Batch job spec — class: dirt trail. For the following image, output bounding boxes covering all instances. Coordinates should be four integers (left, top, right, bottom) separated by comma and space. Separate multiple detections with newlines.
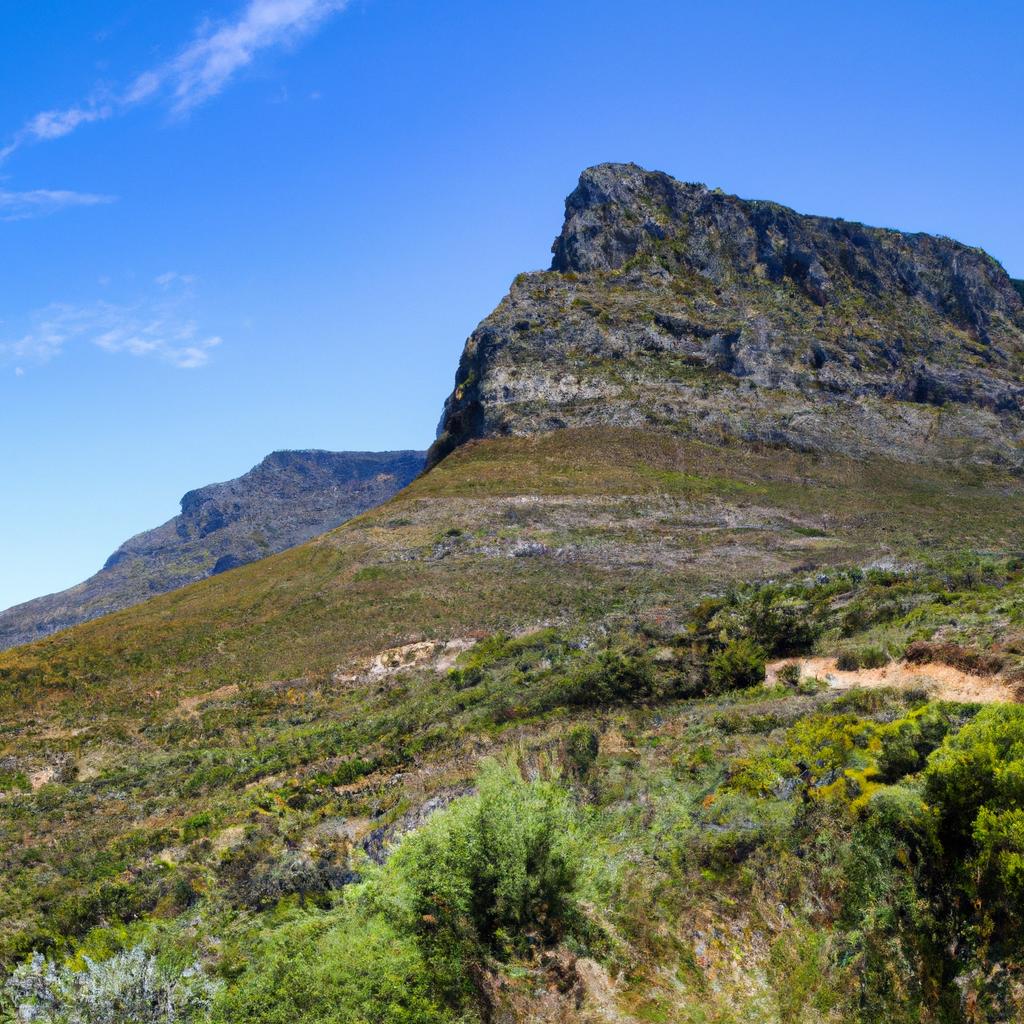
767, 656, 1017, 704
176, 683, 240, 718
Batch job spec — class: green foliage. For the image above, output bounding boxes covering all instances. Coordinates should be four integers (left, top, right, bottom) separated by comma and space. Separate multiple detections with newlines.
210, 915, 454, 1024
4, 946, 217, 1024
564, 724, 600, 779
836, 644, 888, 671
875, 704, 951, 783
707, 638, 766, 693
549, 650, 660, 707
180, 812, 213, 842
776, 662, 801, 688
923, 704, 1024, 849
213, 762, 578, 1021
385, 762, 578, 994
922, 704, 1024, 925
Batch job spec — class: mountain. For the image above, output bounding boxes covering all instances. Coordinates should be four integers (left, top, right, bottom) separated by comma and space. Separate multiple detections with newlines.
3, 167, 1024, 1022
0, 449, 424, 650
431, 162, 1024, 468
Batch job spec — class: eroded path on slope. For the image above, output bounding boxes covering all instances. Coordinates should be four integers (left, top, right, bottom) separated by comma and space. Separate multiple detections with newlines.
768, 656, 1017, 704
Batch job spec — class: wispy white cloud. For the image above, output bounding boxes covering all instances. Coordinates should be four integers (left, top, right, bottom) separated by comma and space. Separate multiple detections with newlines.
0, 279, 222, 371
26, 103, 114, 141
1, 0, 347, 161
163, 0, 347, 114
154, 270, 197, 289
0, 188, 116, 221
0, 100, 115, 162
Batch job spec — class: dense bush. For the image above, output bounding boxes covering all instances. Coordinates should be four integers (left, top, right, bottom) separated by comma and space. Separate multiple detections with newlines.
876, 704, 951, 783
4, 946, 216, 1024
564, 724, 599, 778
386, 761, 578, 997
836, 644, 888, 671
210, 915, 453, 1024
733, 587, 820, 655
549, 650, 659, 707
707, 639, 766, 693
923, 704, 1024, 850
922, 705, 1024, 924
214, 761, 579, 1021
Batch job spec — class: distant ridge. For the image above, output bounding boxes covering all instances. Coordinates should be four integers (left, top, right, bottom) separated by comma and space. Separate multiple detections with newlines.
0, 448, 425, 650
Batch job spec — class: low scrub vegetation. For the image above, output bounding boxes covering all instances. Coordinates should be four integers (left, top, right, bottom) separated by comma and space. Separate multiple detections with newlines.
3, 553, 1024, 1021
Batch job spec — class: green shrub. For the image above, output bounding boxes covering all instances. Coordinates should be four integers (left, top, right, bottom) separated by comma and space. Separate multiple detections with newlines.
876, 704, 951, 783
210, 915, 453, 1024
564, 724, 599, 778
837, 645, 889, 671
180, 812, 213, 842
387, 761, 578, 992
776, 662, 801, 688
923, 704, 1024, 849
739, 590, 819, 655
835, 650, 859, 671
921, 705, 1024, 924
859, 645, 889, 669
707, 639, 766, 693
546, 650, 659, 708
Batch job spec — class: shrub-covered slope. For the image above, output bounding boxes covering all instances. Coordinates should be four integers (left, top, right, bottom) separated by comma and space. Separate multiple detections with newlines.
0, 449, 425, 651
3, 428, 1024, 1020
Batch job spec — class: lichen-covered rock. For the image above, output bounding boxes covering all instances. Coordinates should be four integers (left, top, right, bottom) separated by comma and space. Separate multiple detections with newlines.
430, 163, 1024, 469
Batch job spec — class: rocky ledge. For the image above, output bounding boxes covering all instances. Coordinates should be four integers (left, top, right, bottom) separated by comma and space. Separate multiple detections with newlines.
430, 163, 1024, 469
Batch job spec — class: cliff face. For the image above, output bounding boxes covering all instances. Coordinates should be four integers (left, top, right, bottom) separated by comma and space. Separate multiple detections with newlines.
0, 449, 424, 650
430, 163, 1024, 468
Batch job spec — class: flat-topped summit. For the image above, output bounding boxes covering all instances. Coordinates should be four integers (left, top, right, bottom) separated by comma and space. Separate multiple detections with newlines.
431, 163, 1024, 468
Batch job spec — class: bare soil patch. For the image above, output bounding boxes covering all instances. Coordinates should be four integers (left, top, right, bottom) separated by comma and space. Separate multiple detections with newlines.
768, 656, 1017, 704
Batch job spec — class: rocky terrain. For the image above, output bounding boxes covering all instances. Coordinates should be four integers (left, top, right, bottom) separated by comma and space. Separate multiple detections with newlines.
0, 449, 424, 650
431, 163, 1024, 469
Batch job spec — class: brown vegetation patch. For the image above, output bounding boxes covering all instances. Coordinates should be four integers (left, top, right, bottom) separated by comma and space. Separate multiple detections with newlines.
903, 640, 1005, 676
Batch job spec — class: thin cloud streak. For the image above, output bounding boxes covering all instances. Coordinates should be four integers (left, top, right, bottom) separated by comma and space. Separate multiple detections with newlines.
0, 283, 222, 371
0, 189, 117, 221
166, 0, 347, 114
1, 0, 347, 160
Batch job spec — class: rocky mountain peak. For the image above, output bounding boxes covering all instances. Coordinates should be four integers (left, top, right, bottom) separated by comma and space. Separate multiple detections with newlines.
551, 163, 1022, 329
429, 164, 1024, 469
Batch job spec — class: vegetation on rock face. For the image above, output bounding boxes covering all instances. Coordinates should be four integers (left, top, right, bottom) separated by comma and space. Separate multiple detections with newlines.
431, 164, 1024, 471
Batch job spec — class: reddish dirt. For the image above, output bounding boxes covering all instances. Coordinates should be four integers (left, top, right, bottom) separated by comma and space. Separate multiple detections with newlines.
768, 656, 1017, 704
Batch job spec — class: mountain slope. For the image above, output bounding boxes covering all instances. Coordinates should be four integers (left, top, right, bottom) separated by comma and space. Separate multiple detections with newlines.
3, 167, 1024, 1021
431, 163, 1024, 468
0, 449, 424, 650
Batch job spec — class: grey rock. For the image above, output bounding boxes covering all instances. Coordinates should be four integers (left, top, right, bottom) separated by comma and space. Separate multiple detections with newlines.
429, 163, 1024, 470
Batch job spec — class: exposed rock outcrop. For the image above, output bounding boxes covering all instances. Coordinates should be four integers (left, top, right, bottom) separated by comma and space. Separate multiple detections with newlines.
430, 163, 1024, 469
0, 449, 425, 649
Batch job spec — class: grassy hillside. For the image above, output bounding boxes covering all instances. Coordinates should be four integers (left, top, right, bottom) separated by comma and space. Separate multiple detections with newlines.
4, 426, 1024, 1021
3, 428, 1022, 711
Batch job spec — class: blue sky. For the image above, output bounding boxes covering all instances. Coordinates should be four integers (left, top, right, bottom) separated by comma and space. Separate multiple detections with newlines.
1, 0, 1021, 612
